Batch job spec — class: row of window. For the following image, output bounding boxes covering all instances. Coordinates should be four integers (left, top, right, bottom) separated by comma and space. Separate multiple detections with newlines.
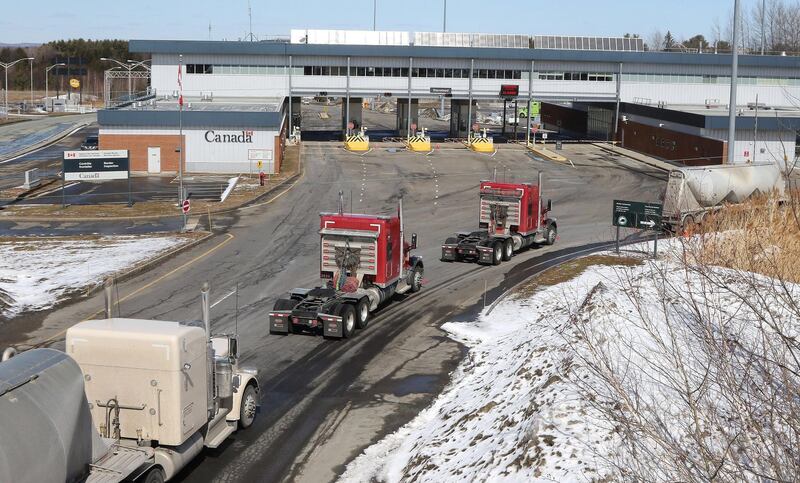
538, 72, 615, 82
185, 64, 800, 87
622, 73, 800, 86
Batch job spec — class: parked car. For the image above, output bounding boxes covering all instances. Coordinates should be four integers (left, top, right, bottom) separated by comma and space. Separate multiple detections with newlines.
80, 135, 99, 150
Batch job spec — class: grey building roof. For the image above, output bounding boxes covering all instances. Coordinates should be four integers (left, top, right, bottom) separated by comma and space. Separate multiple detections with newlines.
619, 102, 800, 130
130, 39, 800, 68
98, 109, 284, 129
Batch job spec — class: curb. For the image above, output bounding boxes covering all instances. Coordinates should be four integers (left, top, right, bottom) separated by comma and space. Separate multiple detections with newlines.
0, 121, 91, 164
591, 143, 671, 172
0, 171, 302, 222
81, 231, 214, 299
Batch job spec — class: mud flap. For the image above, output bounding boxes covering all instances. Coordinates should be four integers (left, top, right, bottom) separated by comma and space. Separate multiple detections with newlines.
477, 246, 494, 264
269, 313, 289, 334
323, 317, 343, 338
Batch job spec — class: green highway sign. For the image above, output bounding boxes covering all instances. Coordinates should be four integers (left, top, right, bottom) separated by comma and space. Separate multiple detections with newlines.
613, 200, 663, 230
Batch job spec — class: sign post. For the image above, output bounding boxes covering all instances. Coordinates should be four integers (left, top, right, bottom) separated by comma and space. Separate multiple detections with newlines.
181, 193, 190, 231
612, 199, 663, 258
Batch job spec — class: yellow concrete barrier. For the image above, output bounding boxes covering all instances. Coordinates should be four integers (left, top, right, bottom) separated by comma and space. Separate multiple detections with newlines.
344, 128, 370, 152
406, 129, 432, 153
527, 144, 569, 163
469, 129, 495, 153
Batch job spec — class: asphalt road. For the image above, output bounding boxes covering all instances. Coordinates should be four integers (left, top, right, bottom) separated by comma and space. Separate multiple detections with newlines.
0, 142, 667, 482
0, 121, 97, 191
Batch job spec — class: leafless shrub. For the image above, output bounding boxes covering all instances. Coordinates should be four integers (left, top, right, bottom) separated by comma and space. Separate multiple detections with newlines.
563, 198, 800, 482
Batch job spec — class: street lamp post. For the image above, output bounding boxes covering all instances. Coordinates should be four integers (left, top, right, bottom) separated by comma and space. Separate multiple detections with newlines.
0, 57, 35, 118
45, 62, 66, 112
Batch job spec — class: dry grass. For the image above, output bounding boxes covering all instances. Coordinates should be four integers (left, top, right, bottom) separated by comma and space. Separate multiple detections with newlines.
511, 255, 643, 300
687, 191, 800, 282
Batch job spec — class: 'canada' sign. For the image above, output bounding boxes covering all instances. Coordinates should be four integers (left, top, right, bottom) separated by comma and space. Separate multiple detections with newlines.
204, 130, 254, 143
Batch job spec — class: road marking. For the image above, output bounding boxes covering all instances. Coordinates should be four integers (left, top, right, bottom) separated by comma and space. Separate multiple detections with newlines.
211, 289, 237, 308
35, 232, 236, 346
30, 181, 79, 198
242, 171, 305, 210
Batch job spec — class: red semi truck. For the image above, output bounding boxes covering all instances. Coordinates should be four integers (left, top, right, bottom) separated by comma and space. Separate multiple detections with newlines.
269, 198, 423, 339
441, 174, 557, 265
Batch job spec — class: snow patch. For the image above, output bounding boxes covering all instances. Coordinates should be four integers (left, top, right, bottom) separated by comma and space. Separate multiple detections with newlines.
0, 235, 187, 318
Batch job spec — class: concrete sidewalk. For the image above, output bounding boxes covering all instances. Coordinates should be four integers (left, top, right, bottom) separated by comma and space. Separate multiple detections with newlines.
0, 113, 95, 162
592, 142, 676, 172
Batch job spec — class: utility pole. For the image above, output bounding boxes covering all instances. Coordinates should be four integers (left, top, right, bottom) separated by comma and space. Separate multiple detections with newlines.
753, 93, 759, 163
727, 0, 741, 164
761, 0, 766, 55
373, 0, 377, 31
29, 59, 33, 110
443, 0, 447, 32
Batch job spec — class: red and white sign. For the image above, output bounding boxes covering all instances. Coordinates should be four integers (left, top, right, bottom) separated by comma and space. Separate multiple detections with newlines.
531, 126, 538, 134
744, 150, 750, 157
472, 123, 480, 132
347, 121, 355, 130
410, 122, 417, 131
182, 199, 190, 214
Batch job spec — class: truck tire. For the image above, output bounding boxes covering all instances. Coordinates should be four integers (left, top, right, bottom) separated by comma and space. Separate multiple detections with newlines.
502, 238, 514, 261
544, 224, 557, 246
270, 298, 298, 335
410, 265, 423, 293
336, 303, 356, 339
238, 384, 258, 429
492, 241, 503, 265
140, 468, 165, 483
355, 297, 370, 329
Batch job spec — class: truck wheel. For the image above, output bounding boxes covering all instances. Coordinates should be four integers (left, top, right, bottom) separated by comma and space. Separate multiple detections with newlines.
270, 298, 298, 335
238, 384, 258, 429
410, 266, 423, 293
492, 242, 503, 265
140, 468, 165, 483
544, 224, 557, 246
502, 239, 514, 261
337, 303, 356, 338
355, 298, 370, 329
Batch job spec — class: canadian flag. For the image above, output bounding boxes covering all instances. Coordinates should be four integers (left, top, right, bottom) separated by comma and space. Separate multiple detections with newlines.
177, 63, 183, 106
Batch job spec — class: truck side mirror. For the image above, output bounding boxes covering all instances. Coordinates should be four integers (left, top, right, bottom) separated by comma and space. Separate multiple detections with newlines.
411, 233, 418, 249
546, 199, 552, 212
229, 337, 239, 360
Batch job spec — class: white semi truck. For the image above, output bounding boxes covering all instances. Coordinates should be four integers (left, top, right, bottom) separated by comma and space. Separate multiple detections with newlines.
0, 285, 259, 483
662, 161, 786, 231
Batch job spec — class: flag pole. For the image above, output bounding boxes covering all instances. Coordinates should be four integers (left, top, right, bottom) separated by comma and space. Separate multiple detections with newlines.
178, 54, 184, 210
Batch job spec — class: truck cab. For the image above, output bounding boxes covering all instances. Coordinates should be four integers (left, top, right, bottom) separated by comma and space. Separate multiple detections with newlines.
442, 175, 556, 265
270, 199, 423, 339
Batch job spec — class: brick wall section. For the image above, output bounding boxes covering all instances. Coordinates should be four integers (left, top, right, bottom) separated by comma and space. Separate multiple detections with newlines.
273, 125, 285, 173
620, 121, 725, 166
100, 134, 185, 173
541, 102, 589, 137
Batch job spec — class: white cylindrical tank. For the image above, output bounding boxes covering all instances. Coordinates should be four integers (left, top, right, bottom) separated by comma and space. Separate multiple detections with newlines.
682, 162, 785, 207
0, 348, 106, 483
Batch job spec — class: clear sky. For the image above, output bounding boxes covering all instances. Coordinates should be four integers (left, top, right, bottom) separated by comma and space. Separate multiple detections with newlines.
0, 0, 744, 44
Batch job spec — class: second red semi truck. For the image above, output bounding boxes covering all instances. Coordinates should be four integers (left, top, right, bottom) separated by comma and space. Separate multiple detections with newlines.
441, 174, 557, 264
269, 197, 423, 339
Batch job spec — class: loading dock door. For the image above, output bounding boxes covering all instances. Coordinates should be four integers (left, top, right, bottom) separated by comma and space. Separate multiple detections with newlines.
147, 147, 161, 173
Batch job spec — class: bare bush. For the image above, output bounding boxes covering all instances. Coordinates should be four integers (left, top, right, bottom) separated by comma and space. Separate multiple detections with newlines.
564, 199, 800, 481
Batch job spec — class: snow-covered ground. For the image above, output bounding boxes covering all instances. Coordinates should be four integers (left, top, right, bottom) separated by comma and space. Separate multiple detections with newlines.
0, 235, 188, 318
341, 239, 800, 482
